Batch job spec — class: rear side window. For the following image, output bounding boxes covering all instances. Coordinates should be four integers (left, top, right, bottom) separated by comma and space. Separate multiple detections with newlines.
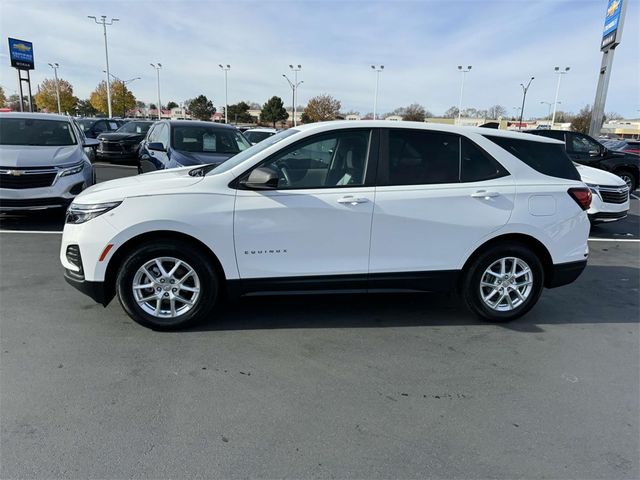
483, 135, 580, 181
461, 138, 509, 182
385, 130, 459, 185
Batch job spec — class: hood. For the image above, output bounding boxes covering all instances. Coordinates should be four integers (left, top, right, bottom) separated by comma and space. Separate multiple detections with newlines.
98, 132, 145, 143
74, 166, 204, 205
0, 145, 80, 168
575, 164, 626, 187
173, 149, 235, 166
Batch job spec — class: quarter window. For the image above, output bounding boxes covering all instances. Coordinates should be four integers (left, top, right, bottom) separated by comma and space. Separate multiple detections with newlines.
460, 138, 509, 182
251, 130, 371, 189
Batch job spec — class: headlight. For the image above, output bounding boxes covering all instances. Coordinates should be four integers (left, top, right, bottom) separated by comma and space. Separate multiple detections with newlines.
59, 162, 85, 177
585, 183, 600, 197
66, 201, 121, 224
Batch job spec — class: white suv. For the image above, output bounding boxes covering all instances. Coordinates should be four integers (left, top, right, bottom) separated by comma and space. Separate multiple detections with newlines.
61, 121, 591, 329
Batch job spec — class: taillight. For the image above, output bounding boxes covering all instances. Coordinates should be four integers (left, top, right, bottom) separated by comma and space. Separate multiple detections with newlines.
568, 187, 592, 211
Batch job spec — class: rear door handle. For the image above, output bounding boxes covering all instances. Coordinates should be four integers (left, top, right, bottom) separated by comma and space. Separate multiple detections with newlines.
337, 196, 369, 205
471, 190, 500, 199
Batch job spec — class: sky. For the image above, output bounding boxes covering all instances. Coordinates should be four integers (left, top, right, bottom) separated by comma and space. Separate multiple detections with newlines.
0, 0, 638, 118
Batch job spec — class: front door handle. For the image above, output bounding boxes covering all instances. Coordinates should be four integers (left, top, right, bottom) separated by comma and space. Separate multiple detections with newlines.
337, 196, 369, 205
471, 190, 500, 199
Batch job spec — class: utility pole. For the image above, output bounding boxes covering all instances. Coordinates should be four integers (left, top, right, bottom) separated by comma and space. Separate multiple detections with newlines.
551, 66, 570, 127
289, 65, 302, 126
150, 63, 162, 120
48, 62, 61, 114
457, 65, 472, 125
218, 64, 230, 123
282, 74, 303, 127
371, 65, 384, 120
88, 15, 119, 118
518, 77, 534, 130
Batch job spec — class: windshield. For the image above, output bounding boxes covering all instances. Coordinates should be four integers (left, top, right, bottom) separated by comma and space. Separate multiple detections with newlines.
0, 118, 77, 146
172, 125, 251, 154
117, 122, 153, 134
244, 130, 275, 144
76, 119, 94, 132
209, 128, 299, 175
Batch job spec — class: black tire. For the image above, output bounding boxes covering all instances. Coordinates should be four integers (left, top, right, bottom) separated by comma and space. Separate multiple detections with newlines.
614, 169, 638, 192
462, 243, 544, 322
116, 240, 219, 330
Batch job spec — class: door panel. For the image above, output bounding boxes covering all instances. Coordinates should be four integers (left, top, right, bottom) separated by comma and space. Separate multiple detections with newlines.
234, 188, 374, 278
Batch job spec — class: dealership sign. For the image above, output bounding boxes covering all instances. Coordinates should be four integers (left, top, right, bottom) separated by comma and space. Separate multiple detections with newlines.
601, 0, 624, 50
8, 38, 34, 70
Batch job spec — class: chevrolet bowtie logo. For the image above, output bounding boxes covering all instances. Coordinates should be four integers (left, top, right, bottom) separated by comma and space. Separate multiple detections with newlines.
7, 170, 22, 176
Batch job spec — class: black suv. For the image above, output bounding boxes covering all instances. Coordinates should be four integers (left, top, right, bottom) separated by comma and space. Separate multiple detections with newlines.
527, 129, 639, 191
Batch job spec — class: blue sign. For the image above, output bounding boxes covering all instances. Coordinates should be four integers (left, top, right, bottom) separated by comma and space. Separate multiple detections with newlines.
8, 37, 34, 70
601, 0, 623, 50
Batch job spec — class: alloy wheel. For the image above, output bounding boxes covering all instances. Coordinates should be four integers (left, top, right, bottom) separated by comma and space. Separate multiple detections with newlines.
479, 257, 533, 312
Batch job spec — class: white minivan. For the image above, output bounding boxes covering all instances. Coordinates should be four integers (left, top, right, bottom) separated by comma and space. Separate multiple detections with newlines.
61, 121, 591, 329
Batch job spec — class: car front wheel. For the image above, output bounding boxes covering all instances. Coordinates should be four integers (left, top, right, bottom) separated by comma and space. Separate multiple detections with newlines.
116, 241, 219, 330
462, 243, 544, 322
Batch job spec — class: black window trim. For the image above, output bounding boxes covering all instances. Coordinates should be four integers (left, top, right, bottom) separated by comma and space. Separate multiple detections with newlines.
231, 128, 380, 191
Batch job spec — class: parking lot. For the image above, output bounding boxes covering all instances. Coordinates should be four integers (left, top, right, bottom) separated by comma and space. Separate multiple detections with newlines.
1, 165, 639, 478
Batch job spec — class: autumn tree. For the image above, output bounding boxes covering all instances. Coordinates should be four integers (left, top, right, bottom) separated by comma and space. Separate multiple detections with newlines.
76, 99, 97, 117
0, 86, 6, 108
571, 105, 594, 134
186, 95, 215, 120
35, 78, 78, 114
90, 80, 136, 117
260, 96, 288, 127
300, 94, 341, 123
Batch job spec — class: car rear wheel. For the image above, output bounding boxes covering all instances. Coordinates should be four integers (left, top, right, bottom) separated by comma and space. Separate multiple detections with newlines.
116, 241, 218, 330
462, 243, 544, 322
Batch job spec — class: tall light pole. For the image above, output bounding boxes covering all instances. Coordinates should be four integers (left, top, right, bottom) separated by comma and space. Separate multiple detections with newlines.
457, 65, 472, 125
218, 64, 230, 123
541, 100, 560, 125
104, 71, 141, 117
150, 63, 162, 120
289, 65, 302, 126
371, 65, 384, 120
88, 15, 119, 118
48, 62, 61, 114
283, 74, 303, 127
518, 77, 534, 130
551, 66, 570, 127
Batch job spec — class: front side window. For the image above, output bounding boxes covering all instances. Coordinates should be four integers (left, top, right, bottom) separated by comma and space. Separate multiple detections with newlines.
461, 138, 509, 182
249, 130, 371, 189
569, 134, 601, 154
0, 118, 77, 146
384, 130, 459, 185
156, 124, 169, 148
172, 126, 250, 154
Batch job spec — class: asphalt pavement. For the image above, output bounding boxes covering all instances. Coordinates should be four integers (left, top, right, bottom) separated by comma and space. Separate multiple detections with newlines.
1, 163, 639, 479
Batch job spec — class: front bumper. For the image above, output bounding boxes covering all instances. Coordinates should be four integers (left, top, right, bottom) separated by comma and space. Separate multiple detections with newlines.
64, 270, 110, 306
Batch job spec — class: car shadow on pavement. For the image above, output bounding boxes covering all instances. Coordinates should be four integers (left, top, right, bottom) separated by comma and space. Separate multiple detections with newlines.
182, 265, 639, 333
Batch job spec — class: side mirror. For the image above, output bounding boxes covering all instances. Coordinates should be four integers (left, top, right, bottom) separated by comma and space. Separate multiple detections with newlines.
240, 167, 279, 189
83, 138, 99, 148
148, 142, 166, 152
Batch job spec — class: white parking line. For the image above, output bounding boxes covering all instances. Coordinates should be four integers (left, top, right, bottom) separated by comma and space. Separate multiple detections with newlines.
631, 193, 639, 200
588, 237, 640, 242
0, 230, 62, 234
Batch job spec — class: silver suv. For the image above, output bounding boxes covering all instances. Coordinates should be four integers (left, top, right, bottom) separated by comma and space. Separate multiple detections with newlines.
0, 113, 96, 211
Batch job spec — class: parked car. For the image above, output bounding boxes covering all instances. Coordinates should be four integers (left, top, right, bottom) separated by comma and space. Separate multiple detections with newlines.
601, 138, 640, 155
96, 120, 154, 162
0, 112, 96, 211
526, 129, 639, 190
61, 121, 591, 330
243, 127, 278, 145
77, 118, 124, 139
576, 164, 629, 223
137, 120, 251, 173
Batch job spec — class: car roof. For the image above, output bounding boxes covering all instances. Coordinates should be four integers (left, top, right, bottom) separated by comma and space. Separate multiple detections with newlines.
166, 120, 237, 129
0, 112, 72, 121
246, 127, 277, 133
293, 120, 563, 144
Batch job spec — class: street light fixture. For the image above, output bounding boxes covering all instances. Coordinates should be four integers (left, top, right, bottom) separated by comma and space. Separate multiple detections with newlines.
457, 65, 472, 125
103, 71, 141, 117
518, 77, 535, 130
551, 66, 570, 127
88, 15, 119, 118
371, 65, 384, 120
218, 64, 231, 123
540, 100, 560, 125
150, 63, 162, 120
48, 62, 61, 114
283, 74, 303, 127
288, 65, 302, 126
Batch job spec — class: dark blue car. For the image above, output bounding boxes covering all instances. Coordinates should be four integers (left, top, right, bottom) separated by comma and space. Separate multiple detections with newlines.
137, 120, 251, 173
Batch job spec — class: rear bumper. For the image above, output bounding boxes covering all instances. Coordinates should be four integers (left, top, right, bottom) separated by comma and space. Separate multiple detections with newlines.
546, 260, 587, 288
64, 270, 110, 306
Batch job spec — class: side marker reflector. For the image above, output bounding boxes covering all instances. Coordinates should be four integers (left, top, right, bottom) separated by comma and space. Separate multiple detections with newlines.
99, 244, 114, 262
